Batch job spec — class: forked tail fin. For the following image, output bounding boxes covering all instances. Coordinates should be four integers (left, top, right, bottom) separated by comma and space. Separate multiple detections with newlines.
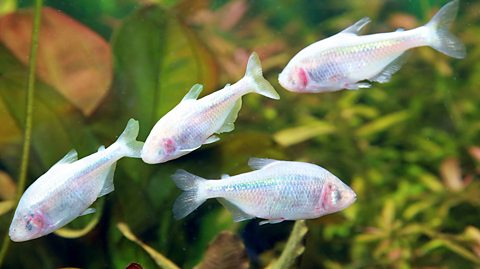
244, 52, 280, 100
116, 118, 144, 158
172, 169, 207, 220
425, 0, 466, 59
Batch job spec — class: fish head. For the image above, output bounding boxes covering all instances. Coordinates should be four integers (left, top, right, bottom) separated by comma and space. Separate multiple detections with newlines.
9, 206, 49, 242
318, 176, 357, 215
279, 64, 309, 92
141, 136, 179, 164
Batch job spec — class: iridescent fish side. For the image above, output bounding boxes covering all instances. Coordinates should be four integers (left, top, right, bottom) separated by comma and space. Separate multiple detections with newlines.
279, 0, 465, 93
9, 119, 144, 242
141, 52, 280, 164
171, 158, 356, 225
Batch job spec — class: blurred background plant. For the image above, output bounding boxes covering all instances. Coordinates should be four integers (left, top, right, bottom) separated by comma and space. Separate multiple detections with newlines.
0, 0, 479, 268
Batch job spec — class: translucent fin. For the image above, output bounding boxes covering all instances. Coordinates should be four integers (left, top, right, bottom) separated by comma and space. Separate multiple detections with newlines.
54, 150, 78, 166
370, 52, 409, 83
221, 174, 230, 179
182, 84, 204, 101
395, 28, 405, 32
244, 52, 280, 100
259, 219, 284, 225
248, 157, 282, 170
340, 17, 371, 35
425, 0, 465, 59
98, 162, 117, 197
80, 208, 96, 216
115, 118, 144, 158
179, 145, 201, 152
172, 169, 207, 220
97, 145, 106, 152
217, 198, 254, 222
345, 82, 371, 90
216, 98, 242, 134
203, 135, 220, 145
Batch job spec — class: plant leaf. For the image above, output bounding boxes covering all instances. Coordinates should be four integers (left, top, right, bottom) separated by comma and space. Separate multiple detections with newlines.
440, 158, 464, 192
0, 0, 16, 17
0, 7, 112, 116
194, 231, 249, 269
0, 171, 16, 200
266, 220, 308, 269
111, 4, 218, 136
274, 121, 336, 147
0, 200, 15, 216
356, 111, 409, 137
117, 222, 180, 269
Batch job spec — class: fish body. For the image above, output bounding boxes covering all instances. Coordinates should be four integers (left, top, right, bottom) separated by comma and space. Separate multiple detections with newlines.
9, 119, 144, 242
141, 52, 280, 164
172, 158, 356, 224
279, 0, 465, 93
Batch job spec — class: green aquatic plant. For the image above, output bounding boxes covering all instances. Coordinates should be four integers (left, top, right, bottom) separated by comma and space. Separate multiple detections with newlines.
0, 0, 42, 265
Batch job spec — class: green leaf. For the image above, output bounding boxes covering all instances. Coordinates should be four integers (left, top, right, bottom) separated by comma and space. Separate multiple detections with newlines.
111, 4, 218, 136
273, 121, 336, 147
117, 222, 180, 269
0, 200, 15, 216
356, 110, 409, 137
0, 0, 16, 17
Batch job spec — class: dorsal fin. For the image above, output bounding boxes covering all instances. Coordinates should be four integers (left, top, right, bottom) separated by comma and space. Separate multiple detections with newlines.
182, 84, 204, 101
340, 17, 371, 35
97, 145, 106, 152
54, 150, 78, 166
248, 158, 282, 170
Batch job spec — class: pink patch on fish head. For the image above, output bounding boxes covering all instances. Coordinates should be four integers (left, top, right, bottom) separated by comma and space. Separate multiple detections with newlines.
279, 66, 309, 92
9, 209, 48, 242
162, 138, 176, 155
316, 180, 357, 216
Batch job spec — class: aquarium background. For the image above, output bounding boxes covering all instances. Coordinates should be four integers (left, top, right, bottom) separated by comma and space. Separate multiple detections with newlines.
0, 0, 479, 268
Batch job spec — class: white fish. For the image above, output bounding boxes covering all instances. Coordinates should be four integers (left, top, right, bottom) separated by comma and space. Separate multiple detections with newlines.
172, 158, 356, 225
9, 119, 144, 242
278, 0, 465, 93
141, 52, 280, 164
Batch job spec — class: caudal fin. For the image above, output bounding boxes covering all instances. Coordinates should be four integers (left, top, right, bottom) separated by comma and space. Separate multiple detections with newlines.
244, 52, 280, 100
425, 0, 466, 59
172, 169, 207, 220
116, 118, 144, 158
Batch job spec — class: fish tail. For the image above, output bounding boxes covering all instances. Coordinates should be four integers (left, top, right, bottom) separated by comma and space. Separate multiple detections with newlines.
425, 0, 465, 59
115, 118, 144, 158
244, 52, 280, 100
172, 169, 207, 220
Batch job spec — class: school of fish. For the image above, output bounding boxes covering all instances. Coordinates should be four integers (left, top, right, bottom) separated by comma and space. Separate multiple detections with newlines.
8, 0, 465, 242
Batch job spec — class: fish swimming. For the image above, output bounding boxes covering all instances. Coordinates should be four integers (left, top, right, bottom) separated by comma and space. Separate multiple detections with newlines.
172, 158, 356, 224
278, 0, 466, 93
9, 119, 144, 242
141, 52, 280, 164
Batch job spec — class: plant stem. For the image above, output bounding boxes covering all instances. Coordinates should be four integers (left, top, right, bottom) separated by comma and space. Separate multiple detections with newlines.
0, 0, 43, 265
268, 220, 309, 269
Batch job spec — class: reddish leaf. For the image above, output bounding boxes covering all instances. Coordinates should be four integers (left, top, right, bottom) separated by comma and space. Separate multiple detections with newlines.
195, 231, 249, 269
0, 7, 112, 115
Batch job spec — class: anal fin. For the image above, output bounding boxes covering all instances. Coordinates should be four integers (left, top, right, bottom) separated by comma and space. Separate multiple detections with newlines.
370, 52, 409, 83
80, 208, 96, 216
259, 218, 285, 225
203, 135, 220, 145
217, 198, 254, 222
98, 162, 117, 197
216, 98, 242, 134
